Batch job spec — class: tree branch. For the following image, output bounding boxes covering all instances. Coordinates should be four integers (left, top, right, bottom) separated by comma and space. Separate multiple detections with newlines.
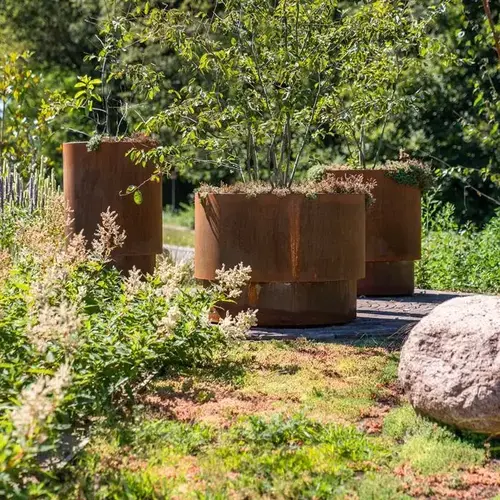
482, 0, 500, 64
287, 74, 322, 187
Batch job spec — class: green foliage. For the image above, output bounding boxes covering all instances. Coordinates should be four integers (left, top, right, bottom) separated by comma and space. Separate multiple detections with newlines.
0, 52, 60, 173
232, 414, 371, 455
0, 190, 252, 494
163, 203, 195, 230
399, 435, 485, 475
383, 156, 434, 191
383, 406, 486, 475
115, 418, 215, 458
86, 134, 103, 152
206, 414, 384, 498
355, 473, 410, 499
386, 1, 500, 224
112, 0, 445, 187
0, 0, 100, 70
416, 197, 500, 294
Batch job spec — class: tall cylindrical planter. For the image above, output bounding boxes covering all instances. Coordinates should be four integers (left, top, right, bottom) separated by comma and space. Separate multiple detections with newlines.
195, 193, 366, 326
63, 141, 162, 275
328, 170, 421, 296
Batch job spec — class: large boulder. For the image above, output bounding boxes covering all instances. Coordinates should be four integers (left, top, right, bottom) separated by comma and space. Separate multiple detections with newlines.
398, 295, 500, 434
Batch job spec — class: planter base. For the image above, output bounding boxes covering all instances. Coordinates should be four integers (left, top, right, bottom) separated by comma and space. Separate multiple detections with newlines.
357, 261, 414, 296
213, 280, 357, 327
113, 254, 156, 276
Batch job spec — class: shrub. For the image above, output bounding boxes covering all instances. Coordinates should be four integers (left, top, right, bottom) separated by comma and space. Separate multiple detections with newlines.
416, 203, 500, 294
0, 192, 255, 495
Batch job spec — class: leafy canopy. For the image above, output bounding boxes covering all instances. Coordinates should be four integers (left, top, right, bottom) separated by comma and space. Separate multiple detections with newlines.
118, 0, 447, 187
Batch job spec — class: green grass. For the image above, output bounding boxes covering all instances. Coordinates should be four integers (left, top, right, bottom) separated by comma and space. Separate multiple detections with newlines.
162, 205, 195, 247
163, 225, 195, 247
163, 204, 195, 229
61, 341, 499, 499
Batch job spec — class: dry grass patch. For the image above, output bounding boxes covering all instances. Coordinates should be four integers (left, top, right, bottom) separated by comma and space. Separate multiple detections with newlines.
142, 377, 281, 426
394, 464, 500, 499
141, 340, 400, 426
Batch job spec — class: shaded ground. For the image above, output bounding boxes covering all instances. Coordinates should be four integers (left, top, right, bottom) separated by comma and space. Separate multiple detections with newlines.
61, 340, 500, 499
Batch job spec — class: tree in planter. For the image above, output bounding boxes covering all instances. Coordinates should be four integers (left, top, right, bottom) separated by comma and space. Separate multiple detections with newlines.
120, 0, 444, 185
47, 16, 168, 275
108, 0, 446, 324
305, 2, 445, 295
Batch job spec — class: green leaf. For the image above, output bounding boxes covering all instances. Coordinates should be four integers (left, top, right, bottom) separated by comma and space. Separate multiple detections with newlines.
133, 190, 143, 205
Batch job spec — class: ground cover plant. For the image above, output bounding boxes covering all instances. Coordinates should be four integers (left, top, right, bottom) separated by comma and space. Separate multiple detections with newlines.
58, 340, 500, 499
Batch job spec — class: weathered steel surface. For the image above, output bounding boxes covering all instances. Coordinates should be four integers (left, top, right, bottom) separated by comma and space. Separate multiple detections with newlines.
113, 254, 157, 276
195, 193, 365, 282
212, 280, 358, 326
63, 141, 162, 274
358, 261, 414, 297
327, 170, 421, 296
195, 193, 366, 326
328, 170, 421, 262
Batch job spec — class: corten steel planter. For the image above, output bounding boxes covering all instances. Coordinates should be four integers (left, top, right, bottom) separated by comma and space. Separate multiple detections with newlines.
327, 170, 421, 296
63, 141, 162, 275
195, 193, 366, 326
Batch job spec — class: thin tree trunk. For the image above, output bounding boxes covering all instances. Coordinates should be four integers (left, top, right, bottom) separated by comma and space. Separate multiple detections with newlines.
483, 0, 500, 64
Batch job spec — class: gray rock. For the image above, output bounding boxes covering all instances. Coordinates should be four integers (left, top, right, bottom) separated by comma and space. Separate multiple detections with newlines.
398, 295, 500, 434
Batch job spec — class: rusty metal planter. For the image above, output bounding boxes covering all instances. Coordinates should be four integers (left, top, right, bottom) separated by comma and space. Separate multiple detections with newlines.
328, 170, 421, 296
195, 193, 366, 326
63, 141, 162, 275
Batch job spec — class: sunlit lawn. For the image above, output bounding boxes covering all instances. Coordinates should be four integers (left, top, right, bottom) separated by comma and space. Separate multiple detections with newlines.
61, 340, 500, 499
163, 225, 195, 247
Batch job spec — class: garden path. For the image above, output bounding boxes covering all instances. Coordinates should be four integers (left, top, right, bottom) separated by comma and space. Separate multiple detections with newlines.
163, 245, 465, 343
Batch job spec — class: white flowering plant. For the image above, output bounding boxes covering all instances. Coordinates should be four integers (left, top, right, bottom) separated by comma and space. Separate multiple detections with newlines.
0, 193, 254, 495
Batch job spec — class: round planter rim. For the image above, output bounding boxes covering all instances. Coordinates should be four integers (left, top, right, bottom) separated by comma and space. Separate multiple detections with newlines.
63, 140, 150, 146
325, 168, 421, 190
195, 191, 367, 200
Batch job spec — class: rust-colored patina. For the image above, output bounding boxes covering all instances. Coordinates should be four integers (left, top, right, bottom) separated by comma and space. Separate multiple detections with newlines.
327, 170, 421, 296
195, 193, 365, 326
63, 141, 162, 275
358, 261, 414, 296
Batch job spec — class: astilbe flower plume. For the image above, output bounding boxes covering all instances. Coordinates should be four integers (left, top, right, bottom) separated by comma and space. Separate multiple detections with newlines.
124, 266, 146, 296
154, 258, 192, 301
15, 193, 68, 268
27, 301, 83, 354
215, 262, 252, 299
63, 231, 88, 267
219, 310, 258, 339
91, 208, 126, 261
158, 305, 182, 338
10, 363, 72, 445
